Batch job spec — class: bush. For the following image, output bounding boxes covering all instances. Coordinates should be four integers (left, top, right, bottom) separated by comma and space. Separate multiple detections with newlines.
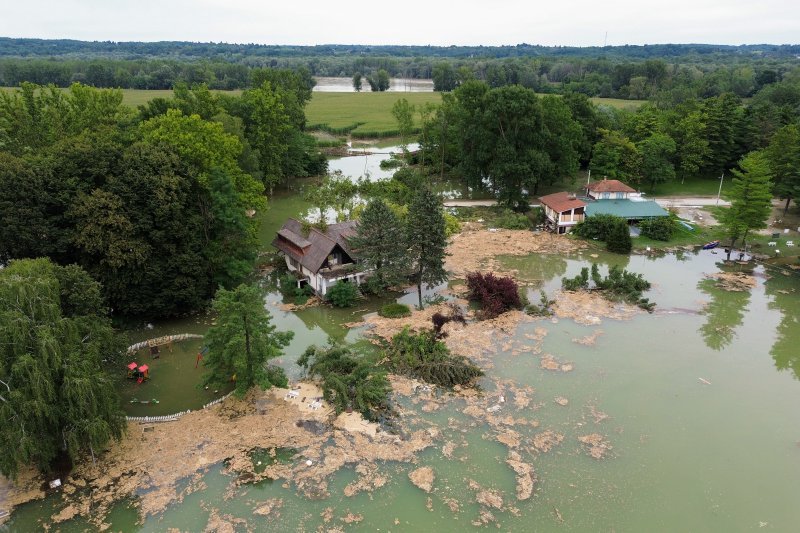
525, 290, 556, 316
574, 214, 624, 241
383, 327, 483, 388
639, 216, 676, 241
465, 271, 523, 319
379, 303, 412, 318
606, 220, 632, 254
493, 209, 532, 230
327, 281, 359, 307
444, 212, 462, 237
561, 263, 654, 311
562, 267, 590, 291
379, 157, 404, 170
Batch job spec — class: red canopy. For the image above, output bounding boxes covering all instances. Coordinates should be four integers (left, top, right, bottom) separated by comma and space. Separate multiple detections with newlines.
127, 362, 138, 370
138, 364, 149, 372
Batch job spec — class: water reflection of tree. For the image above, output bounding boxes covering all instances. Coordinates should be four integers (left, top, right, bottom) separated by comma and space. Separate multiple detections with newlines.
697, 277, 751, 350
765, 273, 800, 380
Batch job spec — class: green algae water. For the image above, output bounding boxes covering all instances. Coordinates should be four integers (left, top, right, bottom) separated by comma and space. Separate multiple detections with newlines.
5, 158, 800, 530
6, 247, 800, 531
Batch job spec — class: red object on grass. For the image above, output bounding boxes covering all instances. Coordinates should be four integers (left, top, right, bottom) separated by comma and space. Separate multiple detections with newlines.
127, 362, 138, 370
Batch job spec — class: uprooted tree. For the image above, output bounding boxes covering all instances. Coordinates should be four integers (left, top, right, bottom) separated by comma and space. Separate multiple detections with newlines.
382, 327, 483, 388
297, 344, 391, 419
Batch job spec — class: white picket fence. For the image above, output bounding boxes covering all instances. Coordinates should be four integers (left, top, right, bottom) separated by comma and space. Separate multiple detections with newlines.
125, 391, 233, 423
126, 333, 204, 355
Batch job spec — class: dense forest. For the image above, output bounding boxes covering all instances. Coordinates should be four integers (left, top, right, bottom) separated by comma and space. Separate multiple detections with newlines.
0, 69, 326, 319
1, 38, 798, 99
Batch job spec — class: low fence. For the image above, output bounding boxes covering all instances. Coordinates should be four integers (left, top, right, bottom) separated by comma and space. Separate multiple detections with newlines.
126, 333, 204, 355
125, 391, 234, 423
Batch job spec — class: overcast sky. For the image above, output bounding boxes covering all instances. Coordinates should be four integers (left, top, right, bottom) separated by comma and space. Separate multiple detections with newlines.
2, 0, 798, 47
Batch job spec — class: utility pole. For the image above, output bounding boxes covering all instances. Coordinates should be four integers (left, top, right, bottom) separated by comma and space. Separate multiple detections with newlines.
716, 172, 725, 206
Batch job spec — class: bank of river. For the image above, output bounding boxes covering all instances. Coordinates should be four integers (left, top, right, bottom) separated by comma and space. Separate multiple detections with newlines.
3, 147, 800, 531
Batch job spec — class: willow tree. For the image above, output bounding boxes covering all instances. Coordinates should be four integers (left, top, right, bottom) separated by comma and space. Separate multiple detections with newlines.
202, 284, 293, 397
0, 258, 125, 478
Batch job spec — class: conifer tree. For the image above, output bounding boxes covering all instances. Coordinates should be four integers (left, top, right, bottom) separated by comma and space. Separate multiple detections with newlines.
202, 284, 293, 397
721, 150, 774, 259
406, 188, 448, 309
350, 199, 409, 292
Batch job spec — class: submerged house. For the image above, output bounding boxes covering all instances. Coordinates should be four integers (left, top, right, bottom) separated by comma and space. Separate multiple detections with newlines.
272, 219, 366, 296
539, 191, 587, 234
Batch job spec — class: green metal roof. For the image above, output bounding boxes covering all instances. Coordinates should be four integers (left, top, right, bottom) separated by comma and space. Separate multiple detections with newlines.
584, 199, 668, 220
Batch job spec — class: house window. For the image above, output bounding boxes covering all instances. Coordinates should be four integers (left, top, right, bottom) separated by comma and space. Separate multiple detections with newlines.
616, 192, 624, 199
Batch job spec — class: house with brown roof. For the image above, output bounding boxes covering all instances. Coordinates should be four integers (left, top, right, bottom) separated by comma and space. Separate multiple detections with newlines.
584, 178, 637, 200
271, 219, 366, 296
539, 192, 586, 234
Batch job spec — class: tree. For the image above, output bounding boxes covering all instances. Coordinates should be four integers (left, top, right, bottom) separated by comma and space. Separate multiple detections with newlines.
765, 124, 800, 215
456, 83, 580, 209
352, 72, 363, 92
432, 63, 458, 92
590, 129, 640, 184
366, 69, 390, 92
606, 219, 632, 254
406, 188, 448, 309
672, 111, 709, 183
638, 132, 676, 191
297, 344, 390, 419
720, 151, 774, 259
202, 284, 294, 397
0, 258, 125, 478
350, 199, 409, 291
391, 98, 415, 154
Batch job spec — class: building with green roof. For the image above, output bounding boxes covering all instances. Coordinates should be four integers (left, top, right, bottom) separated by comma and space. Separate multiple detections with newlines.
584, 199, 668, 221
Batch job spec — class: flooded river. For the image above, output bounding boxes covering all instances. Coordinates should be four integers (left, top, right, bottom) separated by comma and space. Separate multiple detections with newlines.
3, 149, 800, 531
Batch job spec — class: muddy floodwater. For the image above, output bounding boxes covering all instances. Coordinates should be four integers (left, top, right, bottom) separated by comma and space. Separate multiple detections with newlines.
4, 149, 800, 531
313, 77, 434, 92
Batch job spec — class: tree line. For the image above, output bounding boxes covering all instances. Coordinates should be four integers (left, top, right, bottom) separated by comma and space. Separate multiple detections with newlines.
3, 38, 800, 100
415, 72, 800, 211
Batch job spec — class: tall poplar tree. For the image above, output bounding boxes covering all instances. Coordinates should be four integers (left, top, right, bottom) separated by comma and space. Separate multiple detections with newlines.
406, 188, 448, 309
202, 284, 293, 397
766, 124, 800, 215
0, 258, 125, 478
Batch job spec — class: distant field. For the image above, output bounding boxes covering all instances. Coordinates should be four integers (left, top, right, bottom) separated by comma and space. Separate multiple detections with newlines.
305, 92, 443, 138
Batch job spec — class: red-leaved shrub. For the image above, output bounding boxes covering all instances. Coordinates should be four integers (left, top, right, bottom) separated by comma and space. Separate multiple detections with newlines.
465, 272, 522, 319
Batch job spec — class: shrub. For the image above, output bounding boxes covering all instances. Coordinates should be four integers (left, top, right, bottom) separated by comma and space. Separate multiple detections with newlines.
465, 271, 523, 319
606, 220, 632, 254
327, 281, 359, 307
379, 303, 412, 318
639, 216, 676, 241
525, 290, 556, 316
561, 263, 654, 311
444, 212, 462, 237
562, 267, 590, 291
383, 327, 483, 388
493, 209, 532, 230
379, 157, 404, 170
574, 214, 624, 240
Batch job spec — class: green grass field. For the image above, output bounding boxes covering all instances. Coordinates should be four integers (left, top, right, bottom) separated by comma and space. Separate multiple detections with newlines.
305, 92, 443, 137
